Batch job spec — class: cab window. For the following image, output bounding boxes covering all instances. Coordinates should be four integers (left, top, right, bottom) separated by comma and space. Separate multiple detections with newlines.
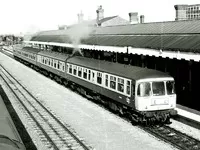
166, 81, 176, 95
152, 82, 165, 96
137, 82, 151, 97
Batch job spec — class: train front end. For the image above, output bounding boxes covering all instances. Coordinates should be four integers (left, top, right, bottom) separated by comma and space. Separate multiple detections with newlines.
134, 77, 177, 124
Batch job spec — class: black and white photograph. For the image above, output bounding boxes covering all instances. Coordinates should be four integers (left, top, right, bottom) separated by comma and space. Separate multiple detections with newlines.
0, 0, 200, 149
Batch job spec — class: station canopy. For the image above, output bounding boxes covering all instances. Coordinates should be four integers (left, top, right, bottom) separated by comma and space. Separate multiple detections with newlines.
30, 19, 200, 53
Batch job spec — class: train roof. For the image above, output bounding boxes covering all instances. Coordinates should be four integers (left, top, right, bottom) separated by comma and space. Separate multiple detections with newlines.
37, 51, 70, 61
18, 47, 172, 80
22, 47, 41, 54
67, 56, 172, 80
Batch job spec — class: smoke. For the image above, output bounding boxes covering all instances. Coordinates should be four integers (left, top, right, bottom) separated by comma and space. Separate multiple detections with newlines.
23, 24, 41, 41
67, 22, 94, 56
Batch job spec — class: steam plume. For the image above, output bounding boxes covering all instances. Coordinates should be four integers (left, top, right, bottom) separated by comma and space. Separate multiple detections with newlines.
67, 22, 94, 56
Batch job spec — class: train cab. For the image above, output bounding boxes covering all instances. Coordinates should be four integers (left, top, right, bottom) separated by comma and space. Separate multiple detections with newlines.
135, 77, 177, 117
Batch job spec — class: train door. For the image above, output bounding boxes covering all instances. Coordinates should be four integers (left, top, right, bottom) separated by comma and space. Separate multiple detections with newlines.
91, 71, 96, 83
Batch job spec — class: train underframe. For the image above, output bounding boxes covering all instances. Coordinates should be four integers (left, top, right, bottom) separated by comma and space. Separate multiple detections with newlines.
14, 56, 177, 126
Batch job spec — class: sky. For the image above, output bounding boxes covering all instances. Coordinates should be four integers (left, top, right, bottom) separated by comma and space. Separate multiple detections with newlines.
0, 0, 200, 35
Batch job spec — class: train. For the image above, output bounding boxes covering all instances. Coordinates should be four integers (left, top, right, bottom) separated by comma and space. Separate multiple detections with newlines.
0, 94, 26, 150
13, 45, 177, 125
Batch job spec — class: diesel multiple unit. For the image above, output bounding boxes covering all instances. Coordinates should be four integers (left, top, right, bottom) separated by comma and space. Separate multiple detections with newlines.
13, 46, 177, 125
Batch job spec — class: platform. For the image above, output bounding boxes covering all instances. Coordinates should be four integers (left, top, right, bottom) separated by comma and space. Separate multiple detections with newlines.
175, 104, 200, 129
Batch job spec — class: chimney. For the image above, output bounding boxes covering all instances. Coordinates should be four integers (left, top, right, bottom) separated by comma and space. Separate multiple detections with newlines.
129, 12, 138, 24
77, 11, 84, 23
140, 15, 144, 23
96, 5, 104, 21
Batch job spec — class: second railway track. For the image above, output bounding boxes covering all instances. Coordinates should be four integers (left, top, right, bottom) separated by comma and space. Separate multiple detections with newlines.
142, 125, 200, 150
0, 64, 93, 150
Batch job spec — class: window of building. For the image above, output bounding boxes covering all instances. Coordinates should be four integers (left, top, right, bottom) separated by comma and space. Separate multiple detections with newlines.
110, 76, 116, 89
69, 64, 72, 73
78, 67, 82, 77
97, 72, 102, 84
54, 61, 56, 68
105, 75, 108, 87
83, 68, 87, 79
117, 78, 124, 92
49, 59, 50, 65
73, 65, 77, 75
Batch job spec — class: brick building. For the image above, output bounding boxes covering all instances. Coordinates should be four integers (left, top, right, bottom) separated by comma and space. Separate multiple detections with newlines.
175, 4, 200, 21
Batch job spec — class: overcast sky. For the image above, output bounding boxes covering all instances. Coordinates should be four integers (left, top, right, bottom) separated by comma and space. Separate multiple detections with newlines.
0, 0, 199, 35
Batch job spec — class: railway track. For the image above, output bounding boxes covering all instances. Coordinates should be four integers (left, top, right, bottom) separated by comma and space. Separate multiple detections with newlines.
1, 48, 200, 150
0, 64, 93, 150
142, 125, 200, 150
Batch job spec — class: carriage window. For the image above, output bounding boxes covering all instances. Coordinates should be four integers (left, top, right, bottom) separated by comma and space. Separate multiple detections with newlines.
83, 68, 87, 79
69, 64, 72, 73
97, 72, 102, 84
57, 62, 60, 69
73, 65, 77, 75
127, 81, 131, 95
78, 67, 82, 77
88, 70, 91, 80
110, 76, 116, 89
62, 65, 65, 71
137, 82, 151, 97
152, 82, 165, 96
118, 78, 124, 92
105, 75, 108, 87
166, 81, 176, 95
51, 59, 53, 66
46, 58, 48, 65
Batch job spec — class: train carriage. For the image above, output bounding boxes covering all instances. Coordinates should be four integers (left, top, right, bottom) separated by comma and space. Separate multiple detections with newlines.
36, 51, 68, 79
13, 47, 177, 124
66, 56, 177, 122
13, 47, 40, 66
